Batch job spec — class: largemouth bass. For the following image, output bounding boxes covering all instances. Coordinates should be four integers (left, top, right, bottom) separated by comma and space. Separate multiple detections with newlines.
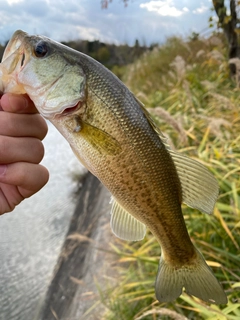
0, 30, 227, 304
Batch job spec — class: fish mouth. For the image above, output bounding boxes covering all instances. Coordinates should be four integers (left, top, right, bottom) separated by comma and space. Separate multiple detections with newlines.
2, 30, 29, 67
0, 30, 30, 94
1, 30, 86, 121
2, 35, 23, 62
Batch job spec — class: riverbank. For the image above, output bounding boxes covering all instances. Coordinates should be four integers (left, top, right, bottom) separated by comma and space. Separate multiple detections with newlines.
38, 172, 118, 320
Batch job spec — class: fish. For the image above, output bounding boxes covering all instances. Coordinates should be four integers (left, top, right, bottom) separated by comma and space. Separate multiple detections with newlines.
0, 30, 227, 304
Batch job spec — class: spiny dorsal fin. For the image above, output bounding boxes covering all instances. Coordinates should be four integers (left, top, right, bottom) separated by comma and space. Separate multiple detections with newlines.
110, 199, 146, 241
135, 97, 168, 143
169, 150, 219, 214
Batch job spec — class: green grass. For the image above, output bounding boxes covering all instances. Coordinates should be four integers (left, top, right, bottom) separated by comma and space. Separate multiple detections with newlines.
99, 34, 240, 319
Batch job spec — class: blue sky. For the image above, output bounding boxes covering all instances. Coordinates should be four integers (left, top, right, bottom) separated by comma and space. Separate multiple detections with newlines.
0, 0, 215, 46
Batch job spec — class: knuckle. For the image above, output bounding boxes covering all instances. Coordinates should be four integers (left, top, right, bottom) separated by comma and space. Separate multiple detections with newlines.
31, 139, 45, 163
38, 116, 48, 140
31, 114, 48, 140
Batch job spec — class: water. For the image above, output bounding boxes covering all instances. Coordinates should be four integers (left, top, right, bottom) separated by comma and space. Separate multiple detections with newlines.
0, 122, 85, 320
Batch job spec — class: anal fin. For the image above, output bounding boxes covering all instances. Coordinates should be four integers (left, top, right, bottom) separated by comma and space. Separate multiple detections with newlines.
110, 199, 146, 241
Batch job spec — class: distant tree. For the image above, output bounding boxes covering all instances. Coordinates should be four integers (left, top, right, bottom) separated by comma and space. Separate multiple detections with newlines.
102, 0, 240, 76
189, 32, 200, 41
212, 0, 240, 75
97, 46, 110, 62
101, 0, 128, 8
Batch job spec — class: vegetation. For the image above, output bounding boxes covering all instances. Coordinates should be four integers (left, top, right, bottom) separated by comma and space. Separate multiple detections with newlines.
0, 39, 148, 70
212, 0, 240, 76
96, 34, 240, 319
102, 0, 240, 74
62, 39, 148, 70
1, 26, 239, 319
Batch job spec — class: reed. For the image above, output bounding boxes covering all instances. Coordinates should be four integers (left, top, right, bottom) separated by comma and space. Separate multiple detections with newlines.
99, 34, 240, 320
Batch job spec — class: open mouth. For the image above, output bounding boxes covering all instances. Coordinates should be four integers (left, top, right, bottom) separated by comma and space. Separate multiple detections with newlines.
20, 53, 25, 67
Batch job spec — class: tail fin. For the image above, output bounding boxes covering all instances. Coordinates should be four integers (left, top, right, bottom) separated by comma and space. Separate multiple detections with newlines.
155, 248, 227, 304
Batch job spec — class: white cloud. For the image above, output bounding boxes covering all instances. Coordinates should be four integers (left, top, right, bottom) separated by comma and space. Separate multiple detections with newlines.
140, 0, 189, 17
193, 4, 208, 14
7, 0, 23, 5
0, 0, 212, 46
63, 25, 103, 42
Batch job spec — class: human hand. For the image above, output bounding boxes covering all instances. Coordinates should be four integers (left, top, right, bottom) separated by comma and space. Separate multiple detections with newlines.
0, 93, 49, 214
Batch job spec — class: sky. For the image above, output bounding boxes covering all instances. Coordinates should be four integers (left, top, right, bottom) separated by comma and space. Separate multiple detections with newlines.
0, 0, 215, 46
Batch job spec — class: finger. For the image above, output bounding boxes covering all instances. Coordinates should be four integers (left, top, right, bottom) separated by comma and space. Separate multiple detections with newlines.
0, 93, 39, 114
0, 162, 49, 198
0, 112, 48, 140
0, 136, 45, 164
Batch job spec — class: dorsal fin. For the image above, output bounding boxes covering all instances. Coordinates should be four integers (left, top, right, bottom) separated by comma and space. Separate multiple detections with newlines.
169, 150, 219, 214
136, 98, 219, 215
135, 97, 168, 143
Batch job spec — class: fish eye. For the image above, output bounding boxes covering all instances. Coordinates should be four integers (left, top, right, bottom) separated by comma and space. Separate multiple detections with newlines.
34, 41, 49, 58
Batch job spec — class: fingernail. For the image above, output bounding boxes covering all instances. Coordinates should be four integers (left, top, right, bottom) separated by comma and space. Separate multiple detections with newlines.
0, 164, 7, 176
8, 94, 28, 111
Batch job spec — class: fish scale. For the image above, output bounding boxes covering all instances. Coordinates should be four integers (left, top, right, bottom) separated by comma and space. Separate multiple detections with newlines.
0, 30, 227, 305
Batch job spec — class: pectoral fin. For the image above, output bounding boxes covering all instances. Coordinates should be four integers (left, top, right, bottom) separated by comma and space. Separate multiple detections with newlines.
170, 150, 219, 214
110, 199, 146, 241
74, 117, 122, 156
